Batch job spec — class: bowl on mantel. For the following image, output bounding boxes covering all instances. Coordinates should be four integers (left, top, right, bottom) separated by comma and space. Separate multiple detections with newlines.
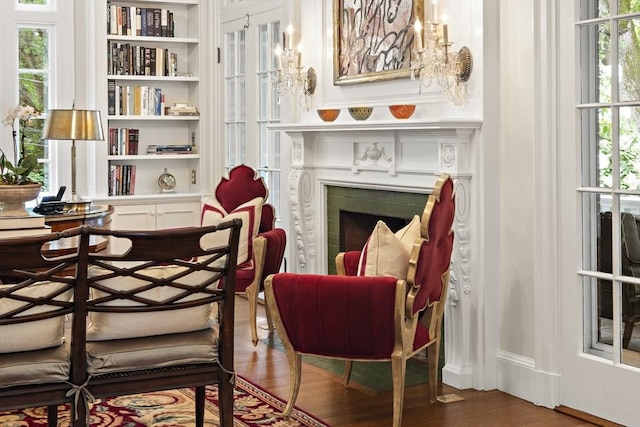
317, 108, 341, 122
388, 104, 416, 119
348, 107, 374, 121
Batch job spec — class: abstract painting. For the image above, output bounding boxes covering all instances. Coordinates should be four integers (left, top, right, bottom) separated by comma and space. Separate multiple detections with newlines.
333, 0, 422, 85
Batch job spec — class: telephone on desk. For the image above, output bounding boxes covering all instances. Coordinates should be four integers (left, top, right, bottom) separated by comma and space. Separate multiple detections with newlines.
33, 186, 67, 215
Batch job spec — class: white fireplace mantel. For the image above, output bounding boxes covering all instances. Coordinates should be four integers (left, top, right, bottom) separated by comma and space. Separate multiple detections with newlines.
270, 118, 482, 391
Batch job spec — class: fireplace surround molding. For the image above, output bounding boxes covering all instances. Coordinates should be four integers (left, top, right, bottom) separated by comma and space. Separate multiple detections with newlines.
270, 118, 482, 391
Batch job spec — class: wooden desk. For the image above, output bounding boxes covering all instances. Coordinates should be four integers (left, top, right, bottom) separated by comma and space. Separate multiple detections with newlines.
41, 205, 114, 255
43, 205, 114, 232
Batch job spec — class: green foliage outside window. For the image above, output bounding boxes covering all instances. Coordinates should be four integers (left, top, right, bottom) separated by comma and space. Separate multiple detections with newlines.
598, 0, 640, 190
18, 27, 48, 190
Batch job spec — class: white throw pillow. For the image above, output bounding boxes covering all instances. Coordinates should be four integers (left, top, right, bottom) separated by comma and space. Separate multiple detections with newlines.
86, 265, 218, 341
0, 281, 72, 353
357, 215, 421, 280
201, 196, 263, 265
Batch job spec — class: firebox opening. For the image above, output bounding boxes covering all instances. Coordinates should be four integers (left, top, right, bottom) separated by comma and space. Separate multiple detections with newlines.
326, 186, 428, 275
340, 210, 410, 252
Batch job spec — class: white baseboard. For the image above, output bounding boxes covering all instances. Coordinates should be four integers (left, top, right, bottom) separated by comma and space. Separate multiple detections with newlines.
496, 350, 560, 408
442, 364, 473, 390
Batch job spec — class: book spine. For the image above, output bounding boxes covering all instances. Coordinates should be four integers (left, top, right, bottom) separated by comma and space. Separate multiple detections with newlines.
135, 8, 142, 36
149, 47, 156, 76
168, 11, 174, 37
141, 86, 149, 116
108, 79, 116, 115
107, 1, 111, 34
153, 9, 161, 37
144, 47, 151, 76
116, 6, 122, 35
129, 6, 136, 36
132, 129, 139, 155
146, 9, 154, 37
155, 88, 162, 116
156, 48, 164, 76
130, 165, 136, 195
121, 6, 127, 36
142, 8, 148, 37
161, 9, 168, 37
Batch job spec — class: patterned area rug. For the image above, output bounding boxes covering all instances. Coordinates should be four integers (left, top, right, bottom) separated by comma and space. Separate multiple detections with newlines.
0, 376, 329, 426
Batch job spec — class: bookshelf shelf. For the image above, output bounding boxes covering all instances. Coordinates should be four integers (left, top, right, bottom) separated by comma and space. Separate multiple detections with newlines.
97, 0, 202, 229
108, 75, 199, 82
107, 115, 200, 121
107, 154, 199, 160
107, 35, 198, 44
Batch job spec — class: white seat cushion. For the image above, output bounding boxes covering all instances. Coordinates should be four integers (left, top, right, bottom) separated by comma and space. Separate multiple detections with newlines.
0, 341, 70, 388
86, 328, 218, 375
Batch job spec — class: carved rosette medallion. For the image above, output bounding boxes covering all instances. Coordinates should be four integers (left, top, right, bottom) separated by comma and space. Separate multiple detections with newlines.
441, 143, 456, 168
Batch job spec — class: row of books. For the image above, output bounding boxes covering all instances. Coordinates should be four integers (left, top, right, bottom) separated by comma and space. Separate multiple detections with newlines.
146, 144, 195, 154
108, 81, 166, 116
109, 128, 139, 156
108, 43, 178, 77
109, 164, 137, 196
107, 3, 176, 38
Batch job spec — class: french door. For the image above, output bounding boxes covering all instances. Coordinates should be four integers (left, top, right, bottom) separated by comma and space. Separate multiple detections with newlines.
559, 1, 640, 425
220, 1, 284, 220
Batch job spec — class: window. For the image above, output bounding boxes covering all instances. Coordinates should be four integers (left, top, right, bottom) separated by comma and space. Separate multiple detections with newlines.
222, 4, 283, 220
578, 0, 640, 366
18, 26, 50, 190
1, 0, 73, 197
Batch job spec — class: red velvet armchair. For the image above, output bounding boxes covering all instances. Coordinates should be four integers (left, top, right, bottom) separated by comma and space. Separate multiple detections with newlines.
265, 174, 455, 427
202, 164, 286, 345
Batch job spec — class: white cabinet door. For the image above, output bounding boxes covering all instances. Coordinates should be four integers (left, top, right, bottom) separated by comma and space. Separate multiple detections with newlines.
156, 202, 200, 229
112, 204, 156, 230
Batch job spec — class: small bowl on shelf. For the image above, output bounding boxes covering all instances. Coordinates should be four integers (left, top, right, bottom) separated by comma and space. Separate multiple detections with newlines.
317, 108, 341, 122
348, 106, 374, 121
388, 104, 416, 119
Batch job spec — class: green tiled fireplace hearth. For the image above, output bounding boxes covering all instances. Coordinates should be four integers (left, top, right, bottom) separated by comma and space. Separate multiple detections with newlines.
326, 186, 427, 275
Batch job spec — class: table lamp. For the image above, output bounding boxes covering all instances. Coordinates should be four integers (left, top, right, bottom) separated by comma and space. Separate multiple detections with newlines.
43, 107, 104, 211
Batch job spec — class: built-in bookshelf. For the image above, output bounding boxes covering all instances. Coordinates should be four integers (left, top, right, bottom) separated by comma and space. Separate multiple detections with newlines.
97, 0, 201, 201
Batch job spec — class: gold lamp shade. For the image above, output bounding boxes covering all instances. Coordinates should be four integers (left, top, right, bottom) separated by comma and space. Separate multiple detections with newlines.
43, 109, 104, 211
43, 109, 104, 141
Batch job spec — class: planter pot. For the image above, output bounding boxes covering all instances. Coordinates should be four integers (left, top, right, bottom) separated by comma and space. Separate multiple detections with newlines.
0, 184, 42, 217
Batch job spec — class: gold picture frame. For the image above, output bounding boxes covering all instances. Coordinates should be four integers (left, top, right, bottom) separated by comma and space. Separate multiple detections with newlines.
333, 0, 423, 85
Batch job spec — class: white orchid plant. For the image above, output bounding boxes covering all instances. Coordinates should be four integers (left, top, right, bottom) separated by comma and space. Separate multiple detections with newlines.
1, 105, 41, 185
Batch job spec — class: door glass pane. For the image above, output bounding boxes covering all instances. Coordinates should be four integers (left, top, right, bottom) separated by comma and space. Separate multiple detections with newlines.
583, 192, 608, 272
227, 124, 236, 165
619, 106, 640, 190
238, 76, 245, 121
580, 0, 610, 19
238, 30, 246, 75
618, 18, 640, 103
581, 107, 612, 188
621, 281, 640, 367
226, 79, 235, 121
580, 22, 610, 105
226, 33, 235, 76
618, 0, 640, 14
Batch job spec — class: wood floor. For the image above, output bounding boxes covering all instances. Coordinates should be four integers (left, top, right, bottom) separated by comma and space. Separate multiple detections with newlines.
233, 297, 602, 427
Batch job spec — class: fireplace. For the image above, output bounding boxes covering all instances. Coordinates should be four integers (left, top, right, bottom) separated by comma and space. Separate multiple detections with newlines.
270, 119, 480, 390
327, 185, 427, 274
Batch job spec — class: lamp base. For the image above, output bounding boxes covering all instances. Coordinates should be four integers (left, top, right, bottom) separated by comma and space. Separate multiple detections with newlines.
64, 200, 92, 212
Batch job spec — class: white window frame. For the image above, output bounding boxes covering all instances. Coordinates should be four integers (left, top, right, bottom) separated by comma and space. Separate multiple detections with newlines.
1, 0, 75, 198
